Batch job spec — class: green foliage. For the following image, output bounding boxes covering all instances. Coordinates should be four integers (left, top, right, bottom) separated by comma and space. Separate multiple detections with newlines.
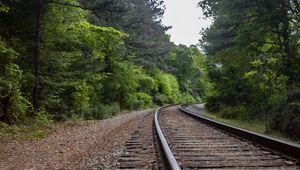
0, 41, 31, 124
35, 111, 53, 126
200, 0, 300, 139
67, 21, 126, 60
168, 45, 194, 87
204, 90, 222, 112
40, 2, 127, 119
135, 92, 153, 108
0, 4, 9, 13
217, 105, 247, 120
101, 61, 139, 109
178, 93, 196, 104
69, 113, 83, 124
129, 92, 153, 109
30, 130, 45, 139
0, 0, 210, 142
0, 119, 50, 140
153, 69, 180, 104
73, 81, 90, 111
82, 103, 120, 120
269, 88, 300, 139
138, 75, 156, 94
90, 0, 171, 68
167, 45, 209, 100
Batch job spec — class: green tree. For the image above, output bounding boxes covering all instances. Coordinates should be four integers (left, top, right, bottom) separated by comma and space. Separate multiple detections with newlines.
0, 40, 30, 123
200, 0, 300, 139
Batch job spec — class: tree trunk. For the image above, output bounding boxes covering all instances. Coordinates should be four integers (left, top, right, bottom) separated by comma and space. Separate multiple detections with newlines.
8, 0, 13, 39
33, 0, 43, 111
281, 0, 293, 84
0, 95, 10, 124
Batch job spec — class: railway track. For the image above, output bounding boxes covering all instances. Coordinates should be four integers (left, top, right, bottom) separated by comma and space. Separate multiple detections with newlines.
117, 105, 300, 169
117, 111, 161, 169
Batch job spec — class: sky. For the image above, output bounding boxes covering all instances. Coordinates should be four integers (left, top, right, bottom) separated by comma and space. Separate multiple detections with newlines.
162, 0, 212, 46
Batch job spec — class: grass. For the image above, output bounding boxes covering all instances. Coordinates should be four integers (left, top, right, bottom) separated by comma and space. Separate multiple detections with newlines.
0, 108, 130, 141
0, 108, 139, 141
0, 112, 55, 141
206, 114, 266, 133
0, 121, 50, 141
202, 111, 300, 145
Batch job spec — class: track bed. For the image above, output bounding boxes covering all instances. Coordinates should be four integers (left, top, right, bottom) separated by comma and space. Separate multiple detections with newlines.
158, 106, 299, 169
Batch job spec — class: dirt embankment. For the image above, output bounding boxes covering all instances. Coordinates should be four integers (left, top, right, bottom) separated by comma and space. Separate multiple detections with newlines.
0, 110, 152, 169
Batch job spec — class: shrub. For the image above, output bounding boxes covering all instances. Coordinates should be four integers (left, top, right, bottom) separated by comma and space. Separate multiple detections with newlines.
204, 90, 223, 112
217, 105, 247, 120
282, 103, 300, 139
153, 70, 181, 104
0, 41, 31, 124
35, 111, 53, 126
69, 113, 83, 124
31, 130, 45, 139
269, 88, 300, 140
134, 92, 153, 109
82, 103, 120, 120
178, 92, 196, 104
153, 94, 171, 106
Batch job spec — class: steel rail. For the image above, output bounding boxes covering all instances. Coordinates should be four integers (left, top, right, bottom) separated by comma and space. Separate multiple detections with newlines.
154, 106, 182, 170
179, 105, 300, 161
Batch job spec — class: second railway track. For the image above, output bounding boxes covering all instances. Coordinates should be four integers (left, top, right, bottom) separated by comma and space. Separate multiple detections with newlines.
156, 105, 300, 169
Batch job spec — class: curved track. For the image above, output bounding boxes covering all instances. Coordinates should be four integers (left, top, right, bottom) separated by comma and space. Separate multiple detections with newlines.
156, 105, 300, 169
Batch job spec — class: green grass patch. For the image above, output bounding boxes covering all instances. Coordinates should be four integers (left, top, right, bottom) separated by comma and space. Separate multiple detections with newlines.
206, 114, 266, 133
203, 112, 300, 144
0, 122, 49, 141
0, 112, 54, 141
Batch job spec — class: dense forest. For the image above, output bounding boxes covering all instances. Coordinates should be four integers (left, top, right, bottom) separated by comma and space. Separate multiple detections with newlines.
0, 0, 208, 124
0, 0, 299, 141
200, 0, 300, 139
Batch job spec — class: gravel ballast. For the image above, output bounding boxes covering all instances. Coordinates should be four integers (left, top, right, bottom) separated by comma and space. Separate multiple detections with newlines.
0, 109, 153, 169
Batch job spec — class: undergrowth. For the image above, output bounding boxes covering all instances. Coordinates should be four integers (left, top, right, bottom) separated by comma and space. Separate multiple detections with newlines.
0, 111, 54, 141
203, 111, 300, 144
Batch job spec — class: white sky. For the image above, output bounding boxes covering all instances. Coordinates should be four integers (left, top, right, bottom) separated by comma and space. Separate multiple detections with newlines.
162, 0, 212, 46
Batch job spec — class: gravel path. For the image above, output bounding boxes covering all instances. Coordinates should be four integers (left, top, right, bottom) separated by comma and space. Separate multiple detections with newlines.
0, 109, 153, 169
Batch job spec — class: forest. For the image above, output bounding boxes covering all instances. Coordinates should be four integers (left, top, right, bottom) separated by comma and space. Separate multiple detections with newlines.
0, 0, 300, 141
200, 0, 300, 140
0, 0, 207, 125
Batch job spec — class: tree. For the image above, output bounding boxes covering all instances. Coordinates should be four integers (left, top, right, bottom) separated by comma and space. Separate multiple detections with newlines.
0, 0, 208, 126
89, 0, 172, 69
33, 0, 43, 111
199, 0, 300, 139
